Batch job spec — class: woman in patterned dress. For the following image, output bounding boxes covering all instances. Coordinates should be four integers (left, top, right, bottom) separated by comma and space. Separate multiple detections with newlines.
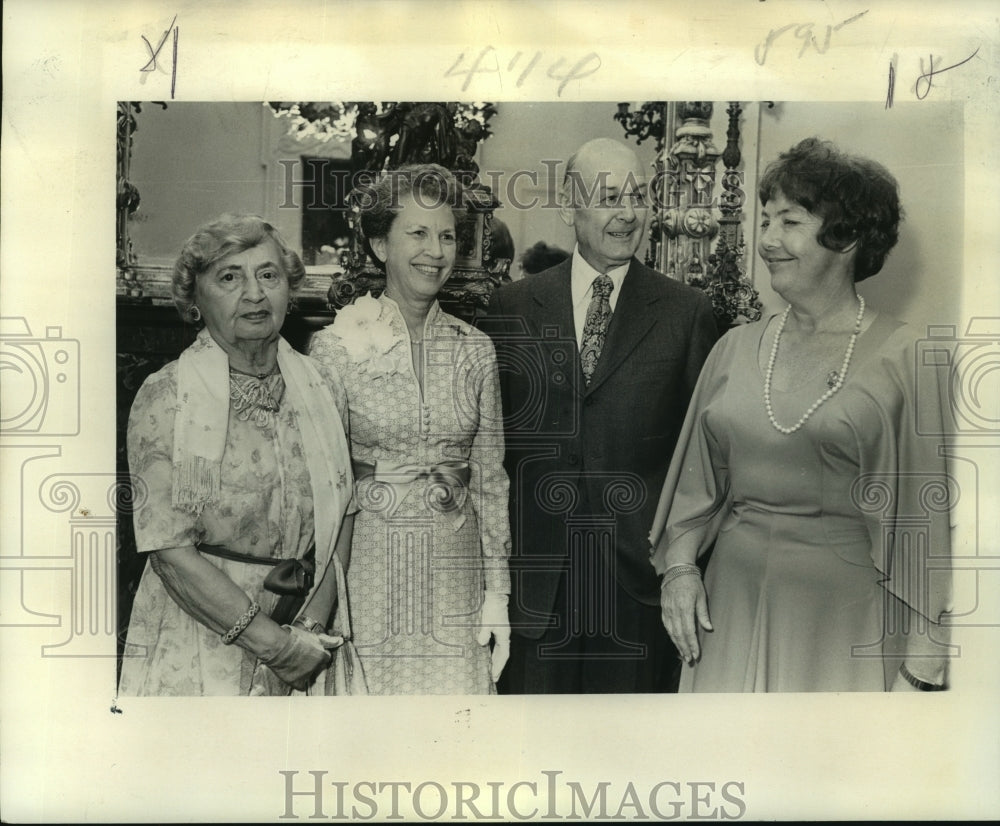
119, 214, 355, 696
309, 164, 512, 694
649, 139, 953, 692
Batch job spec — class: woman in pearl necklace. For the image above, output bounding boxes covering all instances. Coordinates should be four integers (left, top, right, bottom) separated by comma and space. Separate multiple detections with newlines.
649, 138, 953, 692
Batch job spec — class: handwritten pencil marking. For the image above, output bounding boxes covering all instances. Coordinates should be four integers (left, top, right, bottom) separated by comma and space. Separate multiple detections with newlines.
915, 46, 981, 100
754, 10, 868, 65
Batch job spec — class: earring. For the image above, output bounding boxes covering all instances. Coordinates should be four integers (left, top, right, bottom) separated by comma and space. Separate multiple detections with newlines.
190, 305, 202, 322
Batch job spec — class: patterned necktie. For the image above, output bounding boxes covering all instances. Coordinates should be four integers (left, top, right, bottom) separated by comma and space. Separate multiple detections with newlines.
580, 273, 614, 386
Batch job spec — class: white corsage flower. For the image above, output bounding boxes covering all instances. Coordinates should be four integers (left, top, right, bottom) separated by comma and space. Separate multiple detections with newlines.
331, 294, 407, 377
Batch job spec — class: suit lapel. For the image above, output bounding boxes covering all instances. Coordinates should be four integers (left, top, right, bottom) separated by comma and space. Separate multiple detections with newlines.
584, 260, 659, 395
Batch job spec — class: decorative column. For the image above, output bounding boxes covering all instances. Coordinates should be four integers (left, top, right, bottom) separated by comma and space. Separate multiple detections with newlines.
849, 472, 957, 661
658, 101, 721, 282
536, 472, 647, 660
615, 101, 761, 333
350, 479, 465, 662
688, 102, 762, 336
716, 102, 747, 253
37, 473, 131, 657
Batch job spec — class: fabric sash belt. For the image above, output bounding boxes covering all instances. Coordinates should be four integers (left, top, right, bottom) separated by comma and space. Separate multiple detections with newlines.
352, 459, 471, 530
197, 542, 315, 626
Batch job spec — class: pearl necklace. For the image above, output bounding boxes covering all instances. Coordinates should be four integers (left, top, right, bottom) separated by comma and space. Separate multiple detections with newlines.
764, 295, 865, 435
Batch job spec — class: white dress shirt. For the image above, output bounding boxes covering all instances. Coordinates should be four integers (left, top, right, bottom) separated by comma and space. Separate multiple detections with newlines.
569, 245, 630, 349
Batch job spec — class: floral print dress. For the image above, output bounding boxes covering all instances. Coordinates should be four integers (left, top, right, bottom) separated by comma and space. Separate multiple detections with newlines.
119, 356, 351, 696
309, 294, 511, 694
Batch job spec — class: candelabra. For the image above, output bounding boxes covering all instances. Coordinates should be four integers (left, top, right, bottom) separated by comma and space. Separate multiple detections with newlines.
613, 102, 669, 153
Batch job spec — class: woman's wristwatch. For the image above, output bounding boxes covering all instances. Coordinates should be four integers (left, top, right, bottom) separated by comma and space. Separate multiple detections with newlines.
292, 614, 327, 635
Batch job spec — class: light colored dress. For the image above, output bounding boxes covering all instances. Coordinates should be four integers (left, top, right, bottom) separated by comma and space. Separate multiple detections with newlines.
651, 313, 953, 692
119, 357, 352, 696
309, 294, 511, 695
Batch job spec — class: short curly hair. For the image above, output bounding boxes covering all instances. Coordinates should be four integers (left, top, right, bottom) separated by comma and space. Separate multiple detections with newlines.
758, 137, 903, 282
172, 213, 305, 326
353, 164, 464, 269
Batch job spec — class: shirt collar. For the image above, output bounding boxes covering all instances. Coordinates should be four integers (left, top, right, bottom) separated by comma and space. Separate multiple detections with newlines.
570, 245, 631, 306
378, 292, 467, 337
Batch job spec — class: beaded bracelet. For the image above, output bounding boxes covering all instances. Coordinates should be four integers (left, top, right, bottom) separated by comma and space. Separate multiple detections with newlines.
660, 563, 701, 589
221, 601, 261, 645
899, 662, 945, 692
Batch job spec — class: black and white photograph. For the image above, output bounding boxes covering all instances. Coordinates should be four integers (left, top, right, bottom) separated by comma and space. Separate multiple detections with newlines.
3, 0, 999, 821
115, 98, 963, 698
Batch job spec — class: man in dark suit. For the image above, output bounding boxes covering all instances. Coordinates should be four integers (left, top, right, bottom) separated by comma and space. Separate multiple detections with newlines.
482, 138, 718, 693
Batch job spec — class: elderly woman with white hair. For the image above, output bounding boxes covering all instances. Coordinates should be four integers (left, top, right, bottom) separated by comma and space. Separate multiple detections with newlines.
120, 213, 358, 696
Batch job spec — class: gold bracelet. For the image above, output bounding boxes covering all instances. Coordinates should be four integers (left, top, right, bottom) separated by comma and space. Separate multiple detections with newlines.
899, 662, 946, 692
221, 602, 261, 645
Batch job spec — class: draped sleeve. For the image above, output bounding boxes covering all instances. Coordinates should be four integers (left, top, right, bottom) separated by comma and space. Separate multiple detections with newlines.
648, 329, 738, 574
311, 357, 351, 437
305, 334, 359, 517
847, 325, 954, 623
305, 325, 341, 381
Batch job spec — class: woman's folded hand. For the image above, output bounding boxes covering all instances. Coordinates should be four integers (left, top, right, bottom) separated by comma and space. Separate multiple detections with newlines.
659, 567, 713, 665
262, 625, 334, 690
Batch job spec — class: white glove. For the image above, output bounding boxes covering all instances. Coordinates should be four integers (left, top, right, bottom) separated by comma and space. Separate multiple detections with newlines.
262, 625, 334, 691
476, 591, 511, 683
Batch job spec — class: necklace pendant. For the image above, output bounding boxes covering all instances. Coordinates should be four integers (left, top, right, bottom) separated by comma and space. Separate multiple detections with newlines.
228, 373, 283, 430
764, 295, 865, 435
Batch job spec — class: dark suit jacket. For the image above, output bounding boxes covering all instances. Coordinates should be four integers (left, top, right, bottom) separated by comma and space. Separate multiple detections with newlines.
482, 257, 718, 638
